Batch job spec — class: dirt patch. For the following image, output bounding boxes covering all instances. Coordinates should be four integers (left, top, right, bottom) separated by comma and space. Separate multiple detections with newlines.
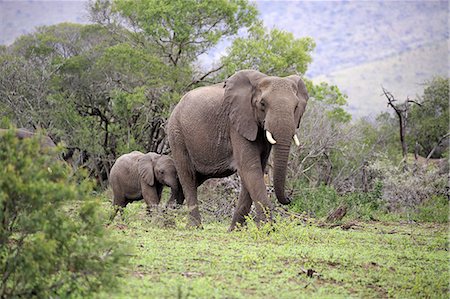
367, 283, 389, 298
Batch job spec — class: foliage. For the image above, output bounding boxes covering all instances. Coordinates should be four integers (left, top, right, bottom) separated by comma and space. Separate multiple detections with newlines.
1, 1, 445, 224
0, 129, 127, 298
305, 80, 351, 123
103, 206, 448, 298
369, 156, 448, 213
289, 184, 342, 218
288, 181, 383, 221
288, 101, 371, 192
111, 0, 258, 64
1, 0, 320, 186
221, 24, 315, 77
408, 76, 449, 158
411, 196, 449, 223
358, 113, 402, 163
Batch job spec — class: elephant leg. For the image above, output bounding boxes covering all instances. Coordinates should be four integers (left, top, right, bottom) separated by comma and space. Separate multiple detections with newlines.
156, 184, 163, 200
109, 206, 120, 223
166, 186, 184, 209
236, 151, 274, 225
141, 183, 161, 215
229, 185, 252, 231
175, 187, 185, 205
183, 177, 202, 228
240, 169, 273, 224
171, 147, 202, 228
109, 193, 127, 223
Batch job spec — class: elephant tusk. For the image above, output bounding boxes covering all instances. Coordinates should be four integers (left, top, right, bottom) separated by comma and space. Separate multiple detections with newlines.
266, 130, 277, 144
293, 134, 300, 147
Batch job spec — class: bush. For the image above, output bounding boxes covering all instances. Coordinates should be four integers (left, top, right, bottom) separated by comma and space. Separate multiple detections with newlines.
288, 183, 342, 218
412, 196, 449, 223
0, 129, 127, 298
369, 156, 447, 212
288, 181, 383, 221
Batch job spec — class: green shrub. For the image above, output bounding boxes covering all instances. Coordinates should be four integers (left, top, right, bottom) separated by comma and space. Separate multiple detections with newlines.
412, 196, 449, 223
289, 181, 383, 221
288, 183, 343, 218
342, 181, 383, 220
0, 129, 127, 298
369, 157, 447, 211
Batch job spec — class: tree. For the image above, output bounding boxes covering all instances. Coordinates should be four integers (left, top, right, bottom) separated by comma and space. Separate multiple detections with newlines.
306, 80, 351, 123
0, 128, 126, 298
0, 0, 343, 188
408, 77, 449, 158
89, 0, 258, 88
221, 24, 315, 77
383, 87, 421, 170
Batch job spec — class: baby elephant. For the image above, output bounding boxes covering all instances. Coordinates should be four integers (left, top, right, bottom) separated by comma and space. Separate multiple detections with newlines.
109, 151, 184, 220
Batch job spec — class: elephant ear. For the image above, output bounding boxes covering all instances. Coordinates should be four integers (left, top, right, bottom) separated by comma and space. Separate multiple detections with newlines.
224, 70, 267, 141
285, 75, 309, 102
286, 75, 309, 128
138, 153, 159, 186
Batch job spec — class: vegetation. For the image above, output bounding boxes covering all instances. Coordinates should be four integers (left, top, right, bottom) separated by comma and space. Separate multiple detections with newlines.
408, 77, 449, 158
101, 204, 448, 298
0, 129, 127, 298
0, 0, 448, 297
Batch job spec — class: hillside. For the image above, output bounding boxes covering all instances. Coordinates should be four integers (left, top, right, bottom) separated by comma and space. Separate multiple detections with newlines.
313, 40, 449, 118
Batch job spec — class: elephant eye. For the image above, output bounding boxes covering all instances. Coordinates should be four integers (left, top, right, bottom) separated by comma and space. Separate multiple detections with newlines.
259, 99, 266, 111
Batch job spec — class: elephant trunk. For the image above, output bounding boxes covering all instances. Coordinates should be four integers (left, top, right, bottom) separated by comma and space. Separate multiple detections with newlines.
272, 140, 292, 205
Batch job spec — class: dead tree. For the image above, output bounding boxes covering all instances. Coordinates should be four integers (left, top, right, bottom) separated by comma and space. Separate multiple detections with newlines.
382, 87, 422, 171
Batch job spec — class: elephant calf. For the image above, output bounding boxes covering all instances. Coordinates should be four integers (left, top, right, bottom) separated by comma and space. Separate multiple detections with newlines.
109, 151, 184, 220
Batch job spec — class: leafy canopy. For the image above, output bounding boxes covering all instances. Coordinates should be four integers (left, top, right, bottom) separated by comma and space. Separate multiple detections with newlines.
101, 0, 258, 65
408, 77, 449, 158
222, 24, 316, 77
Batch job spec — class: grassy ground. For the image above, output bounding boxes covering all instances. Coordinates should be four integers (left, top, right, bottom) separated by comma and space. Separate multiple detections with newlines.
99, 202, 448, 299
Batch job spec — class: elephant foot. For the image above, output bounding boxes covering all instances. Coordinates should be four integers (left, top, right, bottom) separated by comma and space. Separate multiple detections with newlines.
165, 201, 182, 210
187, 214, 203, 229
186, 220, 203, 230
186, 205, 202, 228
254, 204, 274, 224
228, 221, 246, 232
146, 204, 161, 216
108, 206, 124, 224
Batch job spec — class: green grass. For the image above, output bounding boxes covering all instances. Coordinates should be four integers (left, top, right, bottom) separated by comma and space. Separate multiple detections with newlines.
99, 202, 449, 298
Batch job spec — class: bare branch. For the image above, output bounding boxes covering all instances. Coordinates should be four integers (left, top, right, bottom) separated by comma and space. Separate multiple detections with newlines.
426, 132, 450, 161
184, 65, 224, 91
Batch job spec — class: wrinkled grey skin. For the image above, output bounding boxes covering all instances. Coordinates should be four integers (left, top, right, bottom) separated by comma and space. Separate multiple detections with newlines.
109, 151, 184, 220
167, 70, 308, 230
0, 128, 56, 149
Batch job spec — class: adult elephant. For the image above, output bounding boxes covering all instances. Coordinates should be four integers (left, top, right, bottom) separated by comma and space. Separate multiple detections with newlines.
109, 151, 184, 221
167, 70, 308, 230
